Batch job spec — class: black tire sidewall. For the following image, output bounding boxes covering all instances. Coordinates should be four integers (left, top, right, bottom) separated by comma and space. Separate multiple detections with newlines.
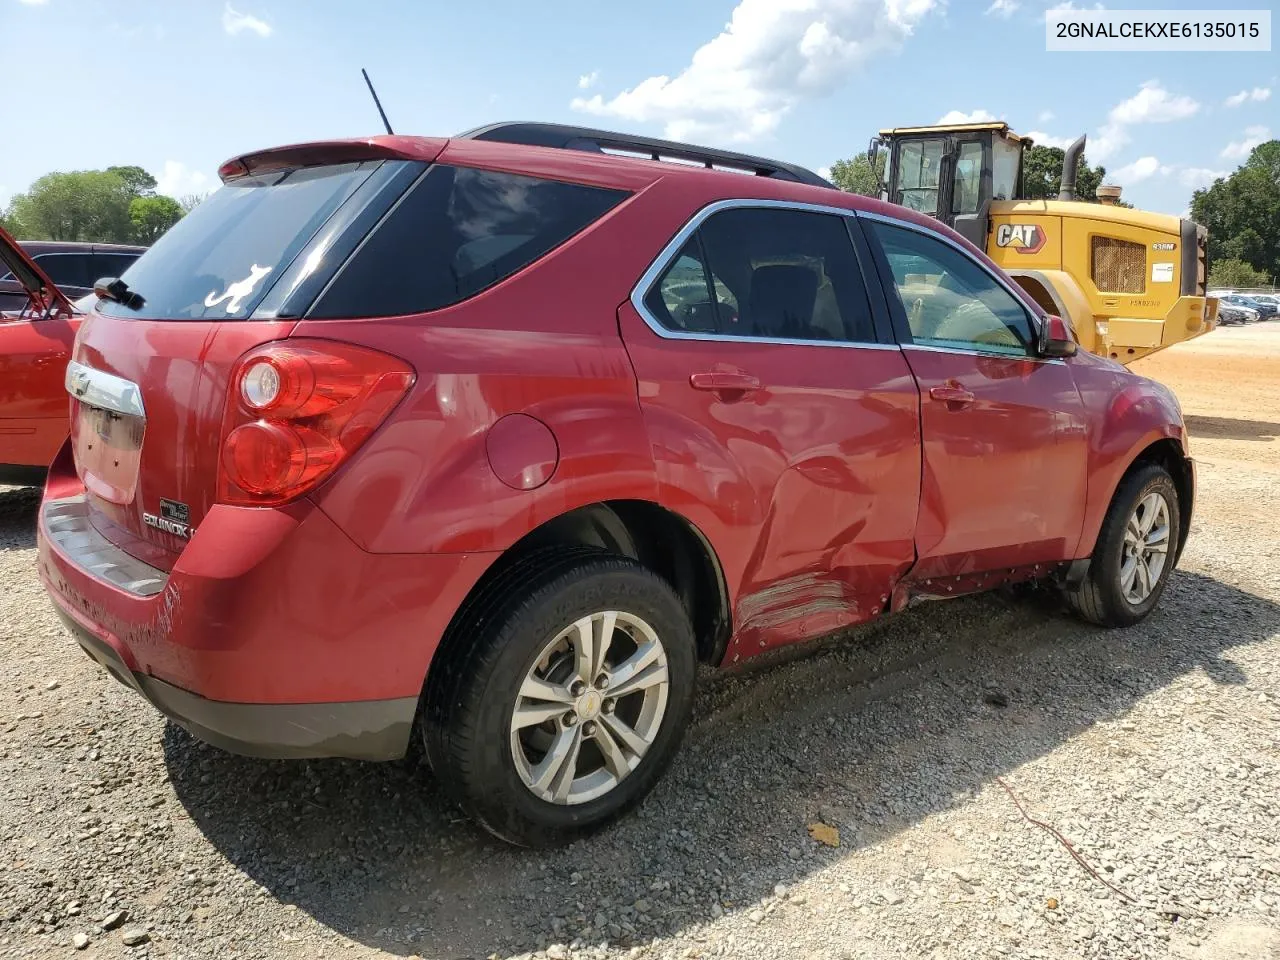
445, 560, 696, 847
1091, 465, 1181, 625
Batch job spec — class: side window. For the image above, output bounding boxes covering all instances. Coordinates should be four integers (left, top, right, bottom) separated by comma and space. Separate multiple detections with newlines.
644, 239, 721, 334
697, 207, 873, 343
870, 220, 1035, 355
896, 140, 944, 216
93, 253, 139, 280
311, 165, 629, 318
33, 253, 92, 289
951, 142, 983, 215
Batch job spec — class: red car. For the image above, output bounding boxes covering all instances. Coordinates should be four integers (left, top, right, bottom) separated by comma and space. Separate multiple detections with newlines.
38, 124, 1193, 846
0, 228, 83, 485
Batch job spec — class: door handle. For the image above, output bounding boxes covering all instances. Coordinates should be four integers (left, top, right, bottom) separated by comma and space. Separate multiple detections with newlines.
929, 384, 975, 406
690, 372, 761, 394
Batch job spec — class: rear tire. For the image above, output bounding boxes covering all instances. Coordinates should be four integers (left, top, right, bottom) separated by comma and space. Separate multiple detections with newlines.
1066, 463, 1180, 627
423, 552, 696, 847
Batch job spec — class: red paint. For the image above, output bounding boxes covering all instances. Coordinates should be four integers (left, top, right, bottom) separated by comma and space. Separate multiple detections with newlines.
487, 413, 559, 491
901, 347, 1089, 580
0, 225, 80, 474
0, 312, 79, 469
38, 132, 1192, 727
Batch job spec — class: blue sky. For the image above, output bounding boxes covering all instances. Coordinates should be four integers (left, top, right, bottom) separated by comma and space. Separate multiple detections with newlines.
1, 0, 1275, 217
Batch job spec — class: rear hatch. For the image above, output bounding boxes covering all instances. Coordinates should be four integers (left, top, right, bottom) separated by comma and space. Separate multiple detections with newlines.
69, 150, 431, 566
0, 224, 76, 318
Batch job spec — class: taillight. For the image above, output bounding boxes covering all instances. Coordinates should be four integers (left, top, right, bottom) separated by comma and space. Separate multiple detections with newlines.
218, 340, 414, 506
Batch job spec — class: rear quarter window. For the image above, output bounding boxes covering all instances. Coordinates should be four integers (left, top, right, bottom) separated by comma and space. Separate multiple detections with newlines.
308, 165, 629, 319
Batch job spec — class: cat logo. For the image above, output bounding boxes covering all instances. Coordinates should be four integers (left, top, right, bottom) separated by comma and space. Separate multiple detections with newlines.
995, 223, 1047, 255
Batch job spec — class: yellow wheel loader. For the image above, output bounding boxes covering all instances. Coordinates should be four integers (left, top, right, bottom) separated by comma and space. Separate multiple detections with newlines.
871, 123, 1217, 363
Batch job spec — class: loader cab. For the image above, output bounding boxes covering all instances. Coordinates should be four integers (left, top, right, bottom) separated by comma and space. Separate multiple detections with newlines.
871, 123, 1029, 249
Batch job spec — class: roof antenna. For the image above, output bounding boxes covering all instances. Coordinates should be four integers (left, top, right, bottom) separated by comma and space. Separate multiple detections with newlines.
361, 68, 394, 135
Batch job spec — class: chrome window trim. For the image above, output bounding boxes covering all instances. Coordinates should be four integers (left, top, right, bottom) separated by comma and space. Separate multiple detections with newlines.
628, 197, 900, 352
853, 208, 1050, 358
903, 343, 1065, 366
65, 360, 146, 418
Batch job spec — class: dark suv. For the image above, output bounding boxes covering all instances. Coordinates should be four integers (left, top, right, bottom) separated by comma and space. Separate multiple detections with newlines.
39, 123, 1193, 846
0, 241, 146, 313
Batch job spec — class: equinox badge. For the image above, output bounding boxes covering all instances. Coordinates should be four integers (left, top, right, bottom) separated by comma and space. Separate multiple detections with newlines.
143, 498, 192, 539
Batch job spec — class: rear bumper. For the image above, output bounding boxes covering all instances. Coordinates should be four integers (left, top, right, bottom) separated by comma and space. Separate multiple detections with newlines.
58, 603, 415, 760
37, 450, 498, 761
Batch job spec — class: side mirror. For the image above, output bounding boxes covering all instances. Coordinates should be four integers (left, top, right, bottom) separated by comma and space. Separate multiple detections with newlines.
1039, 313, 1078, 358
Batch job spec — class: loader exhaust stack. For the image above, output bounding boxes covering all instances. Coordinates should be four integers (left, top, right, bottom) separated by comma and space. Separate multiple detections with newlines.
1058, 135, 1087, 201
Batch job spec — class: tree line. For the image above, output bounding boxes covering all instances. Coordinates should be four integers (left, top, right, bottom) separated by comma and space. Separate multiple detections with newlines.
828, 141, 1280, 289
0, 166, 204, 247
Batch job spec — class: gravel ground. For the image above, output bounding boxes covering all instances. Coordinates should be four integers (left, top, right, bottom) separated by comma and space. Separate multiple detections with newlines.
3, 323, 1279, 960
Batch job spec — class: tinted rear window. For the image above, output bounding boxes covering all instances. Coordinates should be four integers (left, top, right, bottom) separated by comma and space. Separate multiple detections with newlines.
96, 162, 381, 320
309, 165, 629, 318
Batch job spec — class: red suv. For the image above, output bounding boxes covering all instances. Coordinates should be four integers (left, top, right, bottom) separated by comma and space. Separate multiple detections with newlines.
38, 123, 1193, 846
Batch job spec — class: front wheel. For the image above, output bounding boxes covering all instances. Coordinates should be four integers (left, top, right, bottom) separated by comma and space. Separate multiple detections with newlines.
1066, 463, 1181, 627
423, 553, 697, 847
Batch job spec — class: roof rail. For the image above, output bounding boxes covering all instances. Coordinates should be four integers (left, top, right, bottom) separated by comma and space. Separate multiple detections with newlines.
455, 122, 836, 190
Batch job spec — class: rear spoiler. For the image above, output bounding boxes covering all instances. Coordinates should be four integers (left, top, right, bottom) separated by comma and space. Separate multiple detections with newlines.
218, 136, 448, 182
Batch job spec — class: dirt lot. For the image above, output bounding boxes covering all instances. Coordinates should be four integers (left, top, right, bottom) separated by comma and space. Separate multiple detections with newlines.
2, 324, 1278, 960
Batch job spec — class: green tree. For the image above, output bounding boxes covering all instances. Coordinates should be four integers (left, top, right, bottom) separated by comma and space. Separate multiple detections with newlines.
106, 165, 158, 197
1023, 145, 1106, 201
4, 170, 135, 242
129, 195, 185, 243
1208, 258, 1270, 288
829, 151, 886, 196
1192, 141, 1280, 279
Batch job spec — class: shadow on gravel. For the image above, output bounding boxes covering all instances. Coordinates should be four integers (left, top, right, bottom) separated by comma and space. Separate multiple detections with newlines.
1184, 415, 1280, 443
163, 569, 1276, 959
0, 484, 39, 552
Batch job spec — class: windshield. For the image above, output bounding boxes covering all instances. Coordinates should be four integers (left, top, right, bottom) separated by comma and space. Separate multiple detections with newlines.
96, 161, 382, 320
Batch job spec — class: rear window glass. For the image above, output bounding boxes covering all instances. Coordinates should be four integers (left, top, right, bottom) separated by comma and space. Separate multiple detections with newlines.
96, 162, 380, 320
309, 165, 629, 318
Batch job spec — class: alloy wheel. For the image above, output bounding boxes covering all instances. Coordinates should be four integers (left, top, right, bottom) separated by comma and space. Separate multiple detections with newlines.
1120, 491, 1171, 604
510, 611, 670, 805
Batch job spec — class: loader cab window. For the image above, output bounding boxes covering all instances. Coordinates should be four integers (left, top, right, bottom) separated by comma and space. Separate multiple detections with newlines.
951, 142, 983, 215
992, 137, 1022, 201
896, 140, 944, 216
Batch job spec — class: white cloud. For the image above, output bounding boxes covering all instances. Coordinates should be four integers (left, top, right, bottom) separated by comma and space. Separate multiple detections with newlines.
155, 161, 213, 199
570, 0, 940, 143
986, 0, 1018, 17
1045, 1, 1105, 16
817, 165, 833, 181
1038, 110, 1055, 123
1090, 81, 1200, 160
937, 108, 999, 124
1109, 81, 1199, 125
1221, 125, 1270, 160
17, 0, 49, 5
1177, 167, 1227, 190
1224, 86, 1271, 107
577, 71, 599, 90
1110, 156, 1168, 184
1026, 130, 1075, 149
222, 3, 271, 37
